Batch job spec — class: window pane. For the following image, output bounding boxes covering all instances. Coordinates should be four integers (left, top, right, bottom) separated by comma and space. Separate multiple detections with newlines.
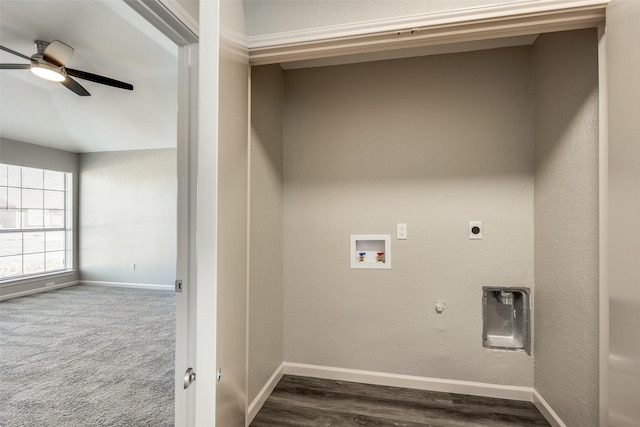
45, 210, 65, 228
44, 190, 64, 209
46, 231, 65, 251
7, 165, 21, 187
8, 188, 20, 208
0, 165, 7, 186
0, 233, 22, 257
22, 189, 43, 209
0, 255, 22, 279
0, 209, 21, 229
22, 209, 44, 228
0, 187, 6, 209
44, 170, 65, 191
0, 164, 71, 280
22, 167, 44, 189
24, 232, 45, 254
23, 253, 45, 274
46, 251, 65, 272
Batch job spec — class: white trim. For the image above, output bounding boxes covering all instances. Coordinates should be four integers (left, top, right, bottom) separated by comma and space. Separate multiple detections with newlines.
248, 0, 608, 47
0, 280, 80, 301
247, 364, 285, 426
597, 20, 609, 427
245, 66, 254, 427
283, 362, 534, 402
533, 390, 568, 427
81, 281, 173, 291
0, 270, 77, 288
247, 0, 609, 65
194, 1, 220, 424
124, 0, 198, 45
156, 0, 199, 39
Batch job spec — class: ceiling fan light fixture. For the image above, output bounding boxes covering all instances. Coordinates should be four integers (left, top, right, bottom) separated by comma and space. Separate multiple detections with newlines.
30, 61, 66, 82
2, 40, 133, 95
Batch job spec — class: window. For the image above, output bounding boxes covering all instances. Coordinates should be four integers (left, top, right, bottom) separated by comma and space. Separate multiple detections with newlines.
0, 163, 72, 280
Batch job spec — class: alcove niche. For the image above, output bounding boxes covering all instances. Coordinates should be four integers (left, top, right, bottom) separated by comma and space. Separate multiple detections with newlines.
248, 15, 601, 427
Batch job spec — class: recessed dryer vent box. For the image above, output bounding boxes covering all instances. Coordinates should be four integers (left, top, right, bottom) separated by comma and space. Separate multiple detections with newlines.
350, 234, 391, 269
482, 286, 531, 354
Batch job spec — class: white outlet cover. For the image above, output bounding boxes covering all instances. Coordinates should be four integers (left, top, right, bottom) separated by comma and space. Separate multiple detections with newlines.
396, 223, 407, 240
469, 221, 482, 239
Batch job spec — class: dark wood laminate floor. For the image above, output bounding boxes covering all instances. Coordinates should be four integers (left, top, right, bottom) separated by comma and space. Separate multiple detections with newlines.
251, 375, 551, 427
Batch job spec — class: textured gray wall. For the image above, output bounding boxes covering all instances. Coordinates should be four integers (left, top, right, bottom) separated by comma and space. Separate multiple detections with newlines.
78, 149, 176, 286
283, 47, 535, 386
0, 138, 80, 297
248, 64, 285, 402
532, 29, 599, 426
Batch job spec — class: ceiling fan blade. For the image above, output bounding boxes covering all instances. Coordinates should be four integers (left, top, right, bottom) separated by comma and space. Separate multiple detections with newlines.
0, 64, 30, 69
60, 76, 90, 96
43, 40, 74, 66
0, 45, 31, 61
66, 68, 133, 91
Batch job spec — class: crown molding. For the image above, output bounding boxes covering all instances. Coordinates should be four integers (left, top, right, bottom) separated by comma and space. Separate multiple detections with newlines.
247, 0, 609, 66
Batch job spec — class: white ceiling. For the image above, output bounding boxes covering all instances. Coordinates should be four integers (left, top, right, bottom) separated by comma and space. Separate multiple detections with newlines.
0, 0, 178, 153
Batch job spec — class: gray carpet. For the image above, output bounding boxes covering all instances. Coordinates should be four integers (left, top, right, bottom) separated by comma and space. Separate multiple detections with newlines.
0, 285, 175, 426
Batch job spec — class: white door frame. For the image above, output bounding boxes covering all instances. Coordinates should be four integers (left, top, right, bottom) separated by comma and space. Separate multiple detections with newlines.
122, 1, 199, 426
175, 43, 199, 427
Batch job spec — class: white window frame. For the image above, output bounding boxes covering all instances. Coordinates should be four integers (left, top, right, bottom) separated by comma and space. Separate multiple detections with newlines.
0, 163, 73, 281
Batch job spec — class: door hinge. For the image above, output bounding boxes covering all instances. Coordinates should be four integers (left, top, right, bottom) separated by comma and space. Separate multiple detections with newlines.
184, 367, 196, 389
175, 279, 183, 293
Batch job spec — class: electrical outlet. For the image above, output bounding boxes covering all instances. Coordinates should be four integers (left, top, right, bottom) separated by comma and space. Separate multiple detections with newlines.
130, 263, 136, 271
45, 281, 55, 287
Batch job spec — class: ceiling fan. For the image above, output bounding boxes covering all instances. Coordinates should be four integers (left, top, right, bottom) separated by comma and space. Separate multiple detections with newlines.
0, 40, 133, 96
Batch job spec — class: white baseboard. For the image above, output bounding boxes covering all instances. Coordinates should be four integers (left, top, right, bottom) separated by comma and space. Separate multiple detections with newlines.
533, 390, 567, 427
283, 362, 534, 402
81, 281, 174, 291
0, 280, 172, 300
248, 363, 564, 427
247, 363, 285, 426
0, 280, 80, 301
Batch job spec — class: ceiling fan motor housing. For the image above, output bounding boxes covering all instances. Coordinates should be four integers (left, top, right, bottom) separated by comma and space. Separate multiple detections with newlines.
35, 40, 50, 55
